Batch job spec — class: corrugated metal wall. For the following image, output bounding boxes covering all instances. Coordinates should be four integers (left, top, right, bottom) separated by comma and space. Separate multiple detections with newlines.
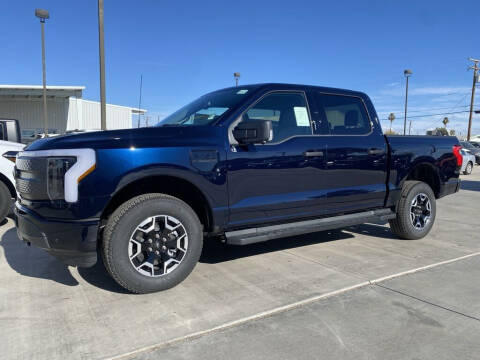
0, 97, 69, 133
67, 98, 132, 130
0, 97, 134, 135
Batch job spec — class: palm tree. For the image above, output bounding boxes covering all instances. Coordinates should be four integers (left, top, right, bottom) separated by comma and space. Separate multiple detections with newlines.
388, 113, 395, 132
442, 117, 449, 128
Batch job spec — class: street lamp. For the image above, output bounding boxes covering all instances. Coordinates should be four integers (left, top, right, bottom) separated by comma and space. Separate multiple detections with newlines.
234, 72, 240, 87
403, 69, 412, 135
35, 8, 49, 137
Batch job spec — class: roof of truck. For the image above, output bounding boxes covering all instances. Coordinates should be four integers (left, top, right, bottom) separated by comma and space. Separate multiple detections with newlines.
213, 83, 369, 98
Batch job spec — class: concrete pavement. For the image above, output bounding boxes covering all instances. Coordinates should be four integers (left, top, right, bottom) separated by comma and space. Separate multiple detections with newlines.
134, 256, 480, 360
1, 171, 479, 360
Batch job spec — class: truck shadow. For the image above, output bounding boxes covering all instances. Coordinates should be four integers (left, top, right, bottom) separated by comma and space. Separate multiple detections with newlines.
460, 179, 480, 192
0, 225, 130, 293
0, 227, 79, 286
77, 261, 130, 294
200, 228, 355, 264
1, 221, 398, 293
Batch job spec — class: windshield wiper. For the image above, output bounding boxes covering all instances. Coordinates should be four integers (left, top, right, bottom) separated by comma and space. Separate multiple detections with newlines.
158, 123, 182, 127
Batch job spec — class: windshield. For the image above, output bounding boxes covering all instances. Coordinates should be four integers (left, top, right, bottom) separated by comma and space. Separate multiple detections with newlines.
156, 88, 251, 126
461, 142, 474, 149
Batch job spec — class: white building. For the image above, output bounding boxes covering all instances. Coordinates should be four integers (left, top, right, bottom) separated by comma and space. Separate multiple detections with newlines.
0, 85, 146, 142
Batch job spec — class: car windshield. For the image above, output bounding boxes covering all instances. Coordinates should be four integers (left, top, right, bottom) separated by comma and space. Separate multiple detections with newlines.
156, 88, 251, 126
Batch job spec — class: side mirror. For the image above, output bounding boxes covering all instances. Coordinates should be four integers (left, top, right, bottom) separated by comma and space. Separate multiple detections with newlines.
233, 120, 272, 145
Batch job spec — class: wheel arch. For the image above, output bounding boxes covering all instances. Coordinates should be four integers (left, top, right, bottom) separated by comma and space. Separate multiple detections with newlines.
0, 173, 16, 199
100, 174, 215, 233
404, 161, 441, 198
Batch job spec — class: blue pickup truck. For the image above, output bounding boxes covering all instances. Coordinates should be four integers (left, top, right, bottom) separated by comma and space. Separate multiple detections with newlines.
14, 83, 462, 293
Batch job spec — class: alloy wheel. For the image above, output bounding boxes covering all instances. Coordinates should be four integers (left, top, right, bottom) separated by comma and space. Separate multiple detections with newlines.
409, 193, 431, 230
128, 215, 188, 277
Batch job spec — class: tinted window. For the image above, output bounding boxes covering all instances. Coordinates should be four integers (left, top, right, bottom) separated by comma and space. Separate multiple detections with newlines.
316, 94, 371, 135
243, 92, 312, 142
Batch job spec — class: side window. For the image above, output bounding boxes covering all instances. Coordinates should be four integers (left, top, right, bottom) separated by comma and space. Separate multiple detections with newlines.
243, 92, 312, 142
317, 93, 371, 135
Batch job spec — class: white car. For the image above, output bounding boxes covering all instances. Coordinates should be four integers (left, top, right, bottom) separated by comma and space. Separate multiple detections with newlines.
460, 148, 475, 175
0, 119, 25, 222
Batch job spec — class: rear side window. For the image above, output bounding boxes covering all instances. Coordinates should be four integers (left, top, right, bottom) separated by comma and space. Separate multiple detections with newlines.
316, 93, 371, 135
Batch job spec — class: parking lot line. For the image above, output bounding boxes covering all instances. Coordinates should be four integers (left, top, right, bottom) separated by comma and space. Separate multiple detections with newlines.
107, 251, 480, 360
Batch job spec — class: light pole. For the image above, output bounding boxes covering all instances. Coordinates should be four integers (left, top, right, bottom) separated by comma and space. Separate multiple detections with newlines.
98, 0, 107, 130
35, 9, 49, 137
403, 69, 412, 135
234, 72, 240, 87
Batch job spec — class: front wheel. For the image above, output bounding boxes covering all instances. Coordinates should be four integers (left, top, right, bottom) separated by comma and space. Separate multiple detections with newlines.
389, 181, 436, 240
464, 162, 473, 175
102, 193, 203, 294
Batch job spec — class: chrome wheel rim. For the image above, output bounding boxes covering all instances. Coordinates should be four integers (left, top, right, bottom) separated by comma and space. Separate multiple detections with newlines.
128, 215, 188, 277
410, 193, 431, 230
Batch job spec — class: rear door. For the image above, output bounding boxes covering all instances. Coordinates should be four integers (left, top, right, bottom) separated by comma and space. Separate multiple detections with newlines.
309, 91, 387, 214
226, 91, 328, 227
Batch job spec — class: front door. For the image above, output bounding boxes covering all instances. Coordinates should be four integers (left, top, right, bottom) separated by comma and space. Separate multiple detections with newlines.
226, 91, 328, 228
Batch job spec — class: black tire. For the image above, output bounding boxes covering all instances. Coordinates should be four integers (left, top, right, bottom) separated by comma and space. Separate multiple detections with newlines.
389, 181, 436, 240
0, 181, 12, 223
464, 162, 473, 175
102, 193, 203, 294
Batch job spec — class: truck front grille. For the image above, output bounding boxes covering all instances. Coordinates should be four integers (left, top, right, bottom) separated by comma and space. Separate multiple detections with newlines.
15, 156, 49, 201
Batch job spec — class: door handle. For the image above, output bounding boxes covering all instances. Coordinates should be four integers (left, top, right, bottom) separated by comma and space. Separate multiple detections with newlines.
368, 148, 385, 155
304, 151, 324, 157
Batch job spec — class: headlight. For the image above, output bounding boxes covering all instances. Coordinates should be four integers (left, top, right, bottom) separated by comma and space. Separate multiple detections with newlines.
2, 151, 20, 163
47, 157, 77, 200
16, 148, 96, 203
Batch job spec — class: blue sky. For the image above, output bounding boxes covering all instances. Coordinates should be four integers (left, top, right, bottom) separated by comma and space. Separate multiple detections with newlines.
2, 0, 479, 135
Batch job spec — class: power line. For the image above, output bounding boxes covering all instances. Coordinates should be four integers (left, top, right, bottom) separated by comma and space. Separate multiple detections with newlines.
381, 110, 470, 121
379, 104, 469, 115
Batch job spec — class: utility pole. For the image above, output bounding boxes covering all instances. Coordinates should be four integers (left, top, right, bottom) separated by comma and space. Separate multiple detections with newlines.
98, 0, 107, 130
137, 75, 143, 128
467, 58, 479, 141
35, 9, 50, 137
409, 120, 412, 135
403, 69, 413, 135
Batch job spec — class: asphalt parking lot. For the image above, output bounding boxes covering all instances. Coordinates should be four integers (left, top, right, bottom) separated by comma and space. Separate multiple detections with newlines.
1, 171, 479, 360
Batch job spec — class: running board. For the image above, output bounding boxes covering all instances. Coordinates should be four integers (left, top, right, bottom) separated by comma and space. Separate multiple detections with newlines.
225, 208, 396, 246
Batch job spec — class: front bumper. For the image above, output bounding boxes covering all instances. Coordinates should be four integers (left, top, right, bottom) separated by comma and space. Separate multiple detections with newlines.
14, 203, 99, 267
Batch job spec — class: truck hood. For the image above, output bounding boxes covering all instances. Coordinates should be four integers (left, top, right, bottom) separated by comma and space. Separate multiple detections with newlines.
0, 140, 25, 151
25, 126, 223, 151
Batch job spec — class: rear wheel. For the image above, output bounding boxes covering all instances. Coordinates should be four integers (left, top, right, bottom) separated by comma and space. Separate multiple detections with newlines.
0, 181, 11, 223
102, 193, 203, 294
389, 181, 436, 240
464, 162, 473, 175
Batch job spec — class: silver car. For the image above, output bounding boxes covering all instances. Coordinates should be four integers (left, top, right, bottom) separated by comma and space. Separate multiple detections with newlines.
461, 148, 475, 175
